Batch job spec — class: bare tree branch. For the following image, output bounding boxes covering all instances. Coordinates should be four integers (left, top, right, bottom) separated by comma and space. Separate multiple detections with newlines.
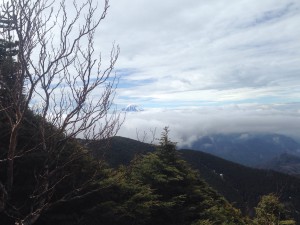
0, 0, 123, 224
136, 127, 157, 144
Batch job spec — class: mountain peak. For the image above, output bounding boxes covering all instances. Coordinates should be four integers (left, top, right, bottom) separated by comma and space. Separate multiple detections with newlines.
122, 104, 144, 112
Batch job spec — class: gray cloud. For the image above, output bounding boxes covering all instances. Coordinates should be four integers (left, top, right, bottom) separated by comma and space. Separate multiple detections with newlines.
94, 0, 300, 107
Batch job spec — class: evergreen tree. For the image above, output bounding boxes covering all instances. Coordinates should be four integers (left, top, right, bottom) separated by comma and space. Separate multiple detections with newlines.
254, 194, 296, 225
0, 17, 19, 109
129, 127, 246, 225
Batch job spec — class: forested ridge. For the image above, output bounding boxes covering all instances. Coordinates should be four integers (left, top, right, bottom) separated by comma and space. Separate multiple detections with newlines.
0, 117, 298, 224
85, 135, 300, 224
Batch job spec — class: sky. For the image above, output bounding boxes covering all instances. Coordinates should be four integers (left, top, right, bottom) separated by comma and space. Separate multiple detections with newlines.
95, 0, 300, 145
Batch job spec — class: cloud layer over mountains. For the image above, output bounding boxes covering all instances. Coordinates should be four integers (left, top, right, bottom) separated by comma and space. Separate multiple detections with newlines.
118, 103, 300, 147
94, 1, 300, 145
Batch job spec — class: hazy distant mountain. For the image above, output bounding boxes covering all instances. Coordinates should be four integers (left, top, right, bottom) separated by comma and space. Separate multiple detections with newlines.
184, 133, 300, 167
261, 153, 300, 176
121, 104, 144, 112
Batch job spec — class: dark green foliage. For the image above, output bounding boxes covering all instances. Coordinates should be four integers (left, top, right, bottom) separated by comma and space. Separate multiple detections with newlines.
126, 127, 246, 225
181, 149, 300, 222
78, 167, 159, 225
43, 128, 247, 225
37, 166, 159, 225
1, 115, 298, 225
253, 194, 296, 225
87, 136, 300, 224
0, 19, 20, 108
0, 56, 18, 104
0, 105, 104, 224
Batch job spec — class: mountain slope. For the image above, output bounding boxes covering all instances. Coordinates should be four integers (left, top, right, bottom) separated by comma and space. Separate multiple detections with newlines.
81, 136, 156, 167
261, 153, 300, 176
184, 133, 300, 167
180, 149, 300, 220
86, 136, 300, 222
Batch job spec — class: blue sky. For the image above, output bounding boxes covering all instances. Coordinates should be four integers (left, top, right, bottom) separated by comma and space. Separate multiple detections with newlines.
93, 0, 300, 143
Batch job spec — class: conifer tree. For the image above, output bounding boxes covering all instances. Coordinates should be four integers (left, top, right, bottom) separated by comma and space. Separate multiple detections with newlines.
254, 194, 296, 225
129, 127, 246, 225
0, 16, 19, 109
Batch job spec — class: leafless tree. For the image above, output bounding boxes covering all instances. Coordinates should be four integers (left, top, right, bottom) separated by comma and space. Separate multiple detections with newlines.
0, 0, 122, 224
136, 127, 157, 144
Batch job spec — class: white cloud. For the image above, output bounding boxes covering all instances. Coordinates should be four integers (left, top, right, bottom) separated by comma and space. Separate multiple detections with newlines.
63, 0, 300, 145
94, 0, 300, 108
118, 103, 300, 147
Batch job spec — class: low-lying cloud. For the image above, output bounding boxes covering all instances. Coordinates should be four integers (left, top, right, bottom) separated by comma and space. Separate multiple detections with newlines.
118, 103, 300, 147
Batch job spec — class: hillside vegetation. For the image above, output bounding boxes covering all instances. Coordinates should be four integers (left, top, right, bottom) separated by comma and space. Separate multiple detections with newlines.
1, 114, 297, 224
87, 135, 300, 224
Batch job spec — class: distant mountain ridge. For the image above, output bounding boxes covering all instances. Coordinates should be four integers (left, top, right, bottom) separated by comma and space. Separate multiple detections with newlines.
261, 153, 300, 176
121, 104, 144, 112
184, 133, 300, 168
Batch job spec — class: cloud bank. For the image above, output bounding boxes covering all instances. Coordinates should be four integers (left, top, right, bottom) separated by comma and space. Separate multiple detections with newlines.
91, 1, 300, 145
118, 103, 300, 147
